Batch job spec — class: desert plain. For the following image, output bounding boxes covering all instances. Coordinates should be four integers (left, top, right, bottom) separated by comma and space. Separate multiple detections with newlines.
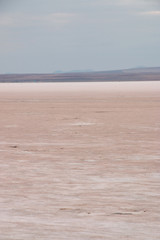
0, 81, 160, 239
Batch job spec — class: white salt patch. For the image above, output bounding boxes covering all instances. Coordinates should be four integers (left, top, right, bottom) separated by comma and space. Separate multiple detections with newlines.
0, 81, 160, 93
5, 125, 18, 128
149, 173, 160, 179
90, 176, 138, 183
85, 159, 97, 162
70, 122, 95, 126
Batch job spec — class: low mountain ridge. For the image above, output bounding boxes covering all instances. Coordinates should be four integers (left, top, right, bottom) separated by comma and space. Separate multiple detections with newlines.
0, 67, 160, 83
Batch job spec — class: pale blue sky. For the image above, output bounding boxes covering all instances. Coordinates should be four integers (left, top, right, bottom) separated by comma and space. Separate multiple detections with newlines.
0, 0, 160, 73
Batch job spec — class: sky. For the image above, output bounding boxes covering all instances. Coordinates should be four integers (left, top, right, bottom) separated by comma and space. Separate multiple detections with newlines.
0, 0, 160, 73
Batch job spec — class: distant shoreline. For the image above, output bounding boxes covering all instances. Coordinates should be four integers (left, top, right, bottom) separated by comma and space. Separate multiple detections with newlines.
0, 67, 160, 83
0, 81, 160, 96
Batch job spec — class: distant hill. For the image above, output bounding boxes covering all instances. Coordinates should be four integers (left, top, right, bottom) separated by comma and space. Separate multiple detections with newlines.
0, 67, 160, 83
122, 67, 160, 74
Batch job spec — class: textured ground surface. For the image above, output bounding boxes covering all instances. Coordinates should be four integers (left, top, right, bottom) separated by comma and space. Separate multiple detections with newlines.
0, 82, 160, 239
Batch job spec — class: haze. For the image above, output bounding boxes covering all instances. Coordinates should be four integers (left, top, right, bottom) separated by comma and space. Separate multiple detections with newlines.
0, 0, 160, 73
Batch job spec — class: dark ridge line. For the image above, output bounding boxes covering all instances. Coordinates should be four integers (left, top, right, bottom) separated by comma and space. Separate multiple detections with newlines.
0, 68, 160, 83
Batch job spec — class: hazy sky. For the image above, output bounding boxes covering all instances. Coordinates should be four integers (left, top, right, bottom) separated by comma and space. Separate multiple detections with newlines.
0, 0, 160, 73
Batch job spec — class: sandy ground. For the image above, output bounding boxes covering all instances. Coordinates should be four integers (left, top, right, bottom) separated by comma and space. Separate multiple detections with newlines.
0, 82, 160, 240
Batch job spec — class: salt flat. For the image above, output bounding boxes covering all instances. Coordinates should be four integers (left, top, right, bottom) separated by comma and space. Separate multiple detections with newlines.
0, 82, 160, 239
